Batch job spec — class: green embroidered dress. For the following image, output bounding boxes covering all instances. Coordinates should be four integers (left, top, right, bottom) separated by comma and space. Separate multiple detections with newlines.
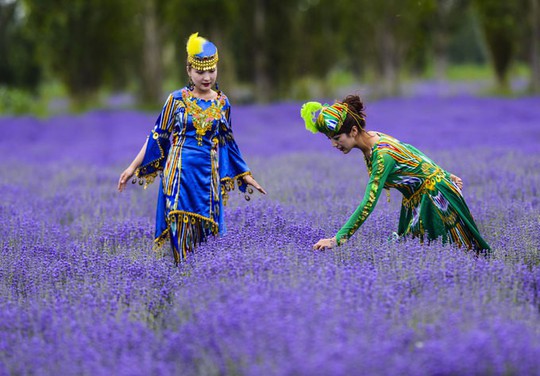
336, 133, 490, 251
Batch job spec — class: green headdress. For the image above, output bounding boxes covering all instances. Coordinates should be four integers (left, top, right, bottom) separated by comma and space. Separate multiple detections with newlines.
300, 101, 349, 135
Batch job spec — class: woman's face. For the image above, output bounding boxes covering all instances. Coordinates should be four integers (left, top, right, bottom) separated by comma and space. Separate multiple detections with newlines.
188, 66, 218, 93
329, 128, 358, 154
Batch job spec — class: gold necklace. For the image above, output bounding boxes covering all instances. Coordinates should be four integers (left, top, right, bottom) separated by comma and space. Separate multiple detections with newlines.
182, 90, 224, 146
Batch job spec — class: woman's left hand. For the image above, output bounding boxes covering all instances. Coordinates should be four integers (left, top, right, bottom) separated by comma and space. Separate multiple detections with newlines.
450, 174, 463, 190
313, 237, 337, 250
243, 175, 267, 194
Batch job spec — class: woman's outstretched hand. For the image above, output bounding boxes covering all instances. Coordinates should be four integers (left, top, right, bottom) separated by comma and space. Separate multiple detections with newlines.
313, 237, 337, 250
243, 175, 267, 195
450, 174, 463, 190
117, 167, 136, 192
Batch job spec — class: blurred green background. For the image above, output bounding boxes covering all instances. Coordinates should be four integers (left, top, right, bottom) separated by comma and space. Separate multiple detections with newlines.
1, 0, 539, 114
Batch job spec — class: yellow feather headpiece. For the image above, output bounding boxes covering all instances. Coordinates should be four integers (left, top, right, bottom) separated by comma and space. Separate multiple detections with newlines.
186, 32, 205, 56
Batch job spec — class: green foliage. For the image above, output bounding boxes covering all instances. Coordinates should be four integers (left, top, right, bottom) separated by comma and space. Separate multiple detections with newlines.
0, 86, 46, 115
0, 0, 536, 110
22, 0, 141, 102
473, 0, 526, 87
336, 0, 440, 96
447, 6, 486, 64
444, 62, 529, 81
446, 64, 494, 80
0, 2, 42, 90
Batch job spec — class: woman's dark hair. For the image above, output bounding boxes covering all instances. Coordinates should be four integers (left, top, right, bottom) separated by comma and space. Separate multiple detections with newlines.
336, 95, 367, 135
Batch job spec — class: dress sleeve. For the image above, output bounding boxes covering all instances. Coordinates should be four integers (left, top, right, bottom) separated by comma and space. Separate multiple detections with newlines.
335, 151, 395, 245
135, 94, 176, 188
218, 98, 252, 197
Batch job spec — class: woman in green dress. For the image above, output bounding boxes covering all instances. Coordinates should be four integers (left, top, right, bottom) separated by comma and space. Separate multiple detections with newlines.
301, 94, 491, 253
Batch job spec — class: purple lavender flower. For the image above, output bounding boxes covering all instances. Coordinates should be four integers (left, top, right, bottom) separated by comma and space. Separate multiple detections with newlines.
1, 95, 539, 375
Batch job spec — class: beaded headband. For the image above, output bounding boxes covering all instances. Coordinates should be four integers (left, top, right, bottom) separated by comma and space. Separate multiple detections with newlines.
186, 32, 219, 71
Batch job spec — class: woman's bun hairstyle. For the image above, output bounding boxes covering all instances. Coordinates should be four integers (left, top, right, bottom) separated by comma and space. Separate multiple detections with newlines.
338, 95, 366, 134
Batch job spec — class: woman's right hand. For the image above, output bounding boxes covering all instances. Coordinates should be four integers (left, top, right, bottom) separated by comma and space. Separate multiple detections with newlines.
313, 237, 337, 250
117, 166, 136, 192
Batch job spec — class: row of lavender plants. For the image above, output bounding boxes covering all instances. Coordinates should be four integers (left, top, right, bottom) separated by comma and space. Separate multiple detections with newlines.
1, 95, 539, 375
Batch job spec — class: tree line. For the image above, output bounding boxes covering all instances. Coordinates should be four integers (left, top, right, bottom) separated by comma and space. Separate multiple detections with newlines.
1, 0, 539, 107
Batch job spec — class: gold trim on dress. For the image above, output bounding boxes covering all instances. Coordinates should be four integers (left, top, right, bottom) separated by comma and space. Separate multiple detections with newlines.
221, 171, 253, 205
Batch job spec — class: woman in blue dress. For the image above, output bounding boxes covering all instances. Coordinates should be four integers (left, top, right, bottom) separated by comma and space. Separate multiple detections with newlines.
118, 33, 266, 264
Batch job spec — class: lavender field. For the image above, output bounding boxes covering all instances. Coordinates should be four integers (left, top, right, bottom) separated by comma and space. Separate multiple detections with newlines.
1, 94, 540, 375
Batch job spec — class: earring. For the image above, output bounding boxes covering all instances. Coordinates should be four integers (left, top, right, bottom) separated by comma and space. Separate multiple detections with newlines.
215, 81, 219, 91
188, 78, 194, 90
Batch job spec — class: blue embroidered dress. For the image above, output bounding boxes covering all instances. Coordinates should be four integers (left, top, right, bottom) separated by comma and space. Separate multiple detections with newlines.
135, 88, 252, 263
